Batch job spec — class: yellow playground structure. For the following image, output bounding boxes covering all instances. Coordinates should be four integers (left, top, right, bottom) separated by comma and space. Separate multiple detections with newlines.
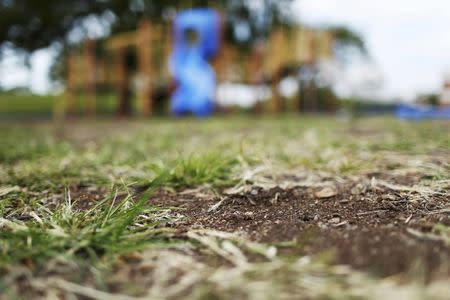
63, 16, 335, 118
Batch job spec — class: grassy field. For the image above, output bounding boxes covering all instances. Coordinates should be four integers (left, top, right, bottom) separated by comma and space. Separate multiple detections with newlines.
0, 116, 449, 299
0, 92, 57, 118
0, 92, 121, 120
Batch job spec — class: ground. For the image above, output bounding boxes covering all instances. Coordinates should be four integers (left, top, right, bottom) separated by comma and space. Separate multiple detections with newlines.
0, 116, 449, 299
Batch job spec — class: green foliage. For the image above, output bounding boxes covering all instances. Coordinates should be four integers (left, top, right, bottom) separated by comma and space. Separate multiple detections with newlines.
329, 26, 367, 54
338, 98, 396, 115
0, 127, 68, 164
0, 91, 124, 118
0, 0, 110, 53
167, 154, 237, 187
0, 91, 56, 115
0, 0, 294, 54
416, 93, 440, 106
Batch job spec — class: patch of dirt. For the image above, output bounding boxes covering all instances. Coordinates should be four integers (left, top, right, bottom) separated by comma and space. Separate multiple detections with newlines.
47, 184, 110, 211
151, 181, 450, 279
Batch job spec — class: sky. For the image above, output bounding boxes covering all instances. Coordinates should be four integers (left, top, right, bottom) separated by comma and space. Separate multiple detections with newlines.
1, 0, 450, 101
294, 0, 450, 100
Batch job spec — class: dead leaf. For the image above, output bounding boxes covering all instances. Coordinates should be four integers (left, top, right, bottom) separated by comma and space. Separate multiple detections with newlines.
0, 186, 21, 197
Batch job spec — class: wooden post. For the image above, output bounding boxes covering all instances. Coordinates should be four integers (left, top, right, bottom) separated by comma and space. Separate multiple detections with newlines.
310, 35, 318, 113
299, 34, 318, 113
137, 19, 153, 116
271, 70, 283, 113
116, 47, 131, 117
213, 13, 226, 82
65, 54, 76, 118
297, 77, 303, 113
85, 39, 96, 117
267, 28, 285, 114
248, 43, 265, 114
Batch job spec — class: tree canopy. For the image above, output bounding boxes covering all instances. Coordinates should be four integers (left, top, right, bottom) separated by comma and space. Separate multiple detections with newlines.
0, 0, 294, 55
1, 0, 367, 58
1, 0, 367, 88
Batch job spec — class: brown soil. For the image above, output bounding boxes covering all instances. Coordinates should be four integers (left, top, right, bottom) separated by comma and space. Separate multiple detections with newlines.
151, 179, 450, 280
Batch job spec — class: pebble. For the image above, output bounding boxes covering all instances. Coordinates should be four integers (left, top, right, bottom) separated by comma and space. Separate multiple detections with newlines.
329, 217, 341, 224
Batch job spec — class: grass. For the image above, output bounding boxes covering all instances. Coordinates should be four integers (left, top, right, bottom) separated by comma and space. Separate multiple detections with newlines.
0, 92, 56, 115
0, 127, 67, 164
166, 154, 238, 187
0, 178, 190, 300
0, 115, 449, 299
0, 175, 174, 268
0, 91, 122, 119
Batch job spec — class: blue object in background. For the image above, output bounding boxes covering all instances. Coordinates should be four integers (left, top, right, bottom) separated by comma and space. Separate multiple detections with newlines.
169, 9, 221, 117
396, 104, 450, 120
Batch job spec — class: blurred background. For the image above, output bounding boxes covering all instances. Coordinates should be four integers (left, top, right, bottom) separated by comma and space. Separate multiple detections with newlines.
0, 0, 449, 120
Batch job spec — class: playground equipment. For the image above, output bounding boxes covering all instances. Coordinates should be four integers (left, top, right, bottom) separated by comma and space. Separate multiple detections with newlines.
440, 75, 450, 106
64, 19, 170, 117
62, 9, 335, 119
169, 9, 220, 117
396, 75, 450, 120
396, 104, 450, 120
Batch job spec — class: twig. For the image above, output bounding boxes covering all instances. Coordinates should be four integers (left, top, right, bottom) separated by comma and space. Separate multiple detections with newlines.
357, 209, 388, 216
34, 278, 146, 300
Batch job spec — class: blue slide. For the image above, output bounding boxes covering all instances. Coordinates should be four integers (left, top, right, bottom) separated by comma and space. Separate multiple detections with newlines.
169, 9, 221, 117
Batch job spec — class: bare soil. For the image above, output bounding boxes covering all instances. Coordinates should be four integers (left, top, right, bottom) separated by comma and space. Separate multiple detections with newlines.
150, 177, 450, 280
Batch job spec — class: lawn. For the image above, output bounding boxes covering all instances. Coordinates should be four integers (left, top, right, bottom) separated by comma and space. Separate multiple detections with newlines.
0, 116, 449, 299
0, 91, 120, 120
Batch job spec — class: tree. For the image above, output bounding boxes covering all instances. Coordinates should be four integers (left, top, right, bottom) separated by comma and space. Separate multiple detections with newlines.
0, 0, 294, 56
0, 0, 108, 55
1, 0, 366, 90
327, 26, 367, 63
1, 0, 365, 59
